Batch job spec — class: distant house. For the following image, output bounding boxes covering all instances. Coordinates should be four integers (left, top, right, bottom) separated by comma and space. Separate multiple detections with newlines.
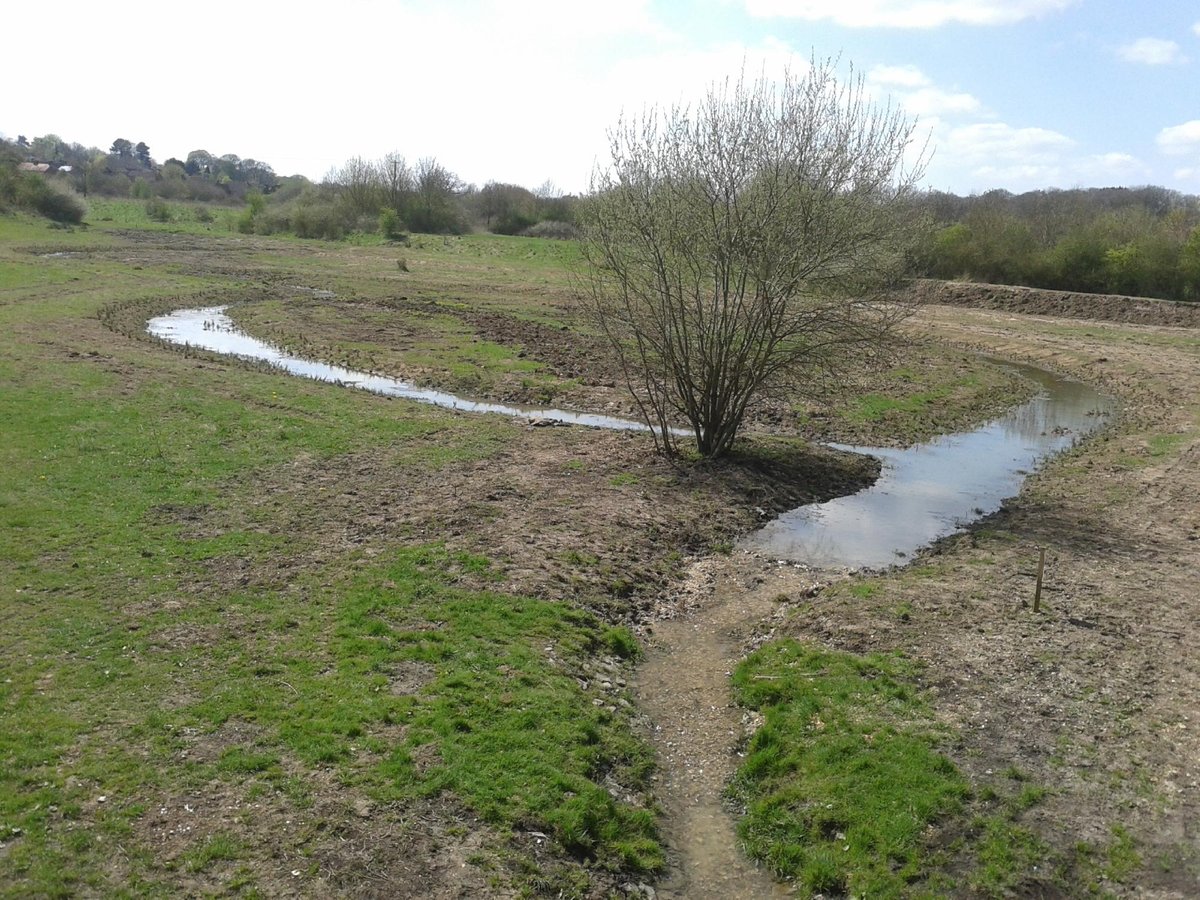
18, 162, 51, 173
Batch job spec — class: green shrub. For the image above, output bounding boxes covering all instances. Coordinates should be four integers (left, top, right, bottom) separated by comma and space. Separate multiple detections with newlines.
492, 210, 538, 235
291, 201, 346, 240
379, 207, 404, 240
15, 175, 87, 224
252, 209, 290, 235
144, 197, 172, 222
245, 191, 266, 216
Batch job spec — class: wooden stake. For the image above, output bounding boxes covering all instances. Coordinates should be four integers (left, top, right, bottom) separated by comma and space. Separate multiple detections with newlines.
1033, 546, 1046, 613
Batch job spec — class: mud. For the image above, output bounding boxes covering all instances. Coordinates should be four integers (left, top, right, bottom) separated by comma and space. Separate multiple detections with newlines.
639, 298, 1200, 896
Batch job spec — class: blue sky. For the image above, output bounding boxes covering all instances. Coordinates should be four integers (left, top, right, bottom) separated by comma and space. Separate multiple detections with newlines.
4, 0, 1198, 196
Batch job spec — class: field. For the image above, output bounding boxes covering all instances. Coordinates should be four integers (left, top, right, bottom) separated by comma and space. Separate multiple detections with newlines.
2, 208, 1197, 898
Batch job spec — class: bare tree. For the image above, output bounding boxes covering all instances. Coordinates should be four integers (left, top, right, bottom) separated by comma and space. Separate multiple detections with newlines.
327, 156, 383, 219
579, 60, 928, 458
410, 157, 466, 234
380, 151, 413, 214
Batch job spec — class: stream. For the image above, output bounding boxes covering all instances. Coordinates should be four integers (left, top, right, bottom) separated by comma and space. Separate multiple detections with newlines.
148, 306, 1115, 569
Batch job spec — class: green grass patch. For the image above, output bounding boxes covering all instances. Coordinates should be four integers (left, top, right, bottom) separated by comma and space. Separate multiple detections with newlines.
0, 220, 661, 894
971, 816, 1049, 895
184, 832, 243, 873
1147, 432, 1187, 458
86, 198, 239, 234
728, 640, 968, 895
847, 580, 880, 600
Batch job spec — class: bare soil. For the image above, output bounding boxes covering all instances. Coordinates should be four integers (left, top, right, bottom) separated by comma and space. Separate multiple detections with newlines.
81, 234, 1200, 895
632, 288, 1200, 897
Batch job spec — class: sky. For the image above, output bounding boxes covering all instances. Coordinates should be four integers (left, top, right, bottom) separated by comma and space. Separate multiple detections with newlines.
4, 0, 1198, 196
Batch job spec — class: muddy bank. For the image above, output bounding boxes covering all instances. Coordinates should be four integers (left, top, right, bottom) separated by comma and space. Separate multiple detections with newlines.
223, 292, 1037, 449
908, 278, 1200, 328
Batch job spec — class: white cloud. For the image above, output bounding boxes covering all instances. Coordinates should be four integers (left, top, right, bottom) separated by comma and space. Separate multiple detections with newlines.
1118, 37, 1186, 65
743, 0, 1076, 28
945, 123, 1075, 161
1078, 153, 1149, 182
924, 122, 1155, 191
868, 64, 931, 87
1194, 21, 1200, 37
927, 122, 1076, 188
1157, 120, 1200, 155
866, 65, 980, 117
901, 87, 982, 116
601, 39, 805, 115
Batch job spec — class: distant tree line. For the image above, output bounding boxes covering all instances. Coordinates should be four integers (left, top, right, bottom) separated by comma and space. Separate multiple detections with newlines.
11, 129, 1197, 299
2, 132, 281, 209
914, 186, 1200, 301
237, 152, 579, 241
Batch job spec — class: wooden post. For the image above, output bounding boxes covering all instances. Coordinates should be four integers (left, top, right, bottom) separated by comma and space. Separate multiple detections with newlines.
1033, 546, 1046, 613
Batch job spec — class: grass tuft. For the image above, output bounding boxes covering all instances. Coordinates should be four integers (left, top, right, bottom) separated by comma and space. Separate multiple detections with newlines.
728, 640, 968, 895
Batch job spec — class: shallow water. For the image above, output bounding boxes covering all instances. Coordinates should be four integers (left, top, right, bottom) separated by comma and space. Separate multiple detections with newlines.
148, 306, 1114, 570
147, 306, 654, 431
742, 362, 1114, 567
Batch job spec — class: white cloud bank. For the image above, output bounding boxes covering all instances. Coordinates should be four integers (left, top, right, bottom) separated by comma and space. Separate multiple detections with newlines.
1157, 121, 1200, 155
1118, 38, 1186, 65
866, 65, 980, 116
743, 0, 1076, 28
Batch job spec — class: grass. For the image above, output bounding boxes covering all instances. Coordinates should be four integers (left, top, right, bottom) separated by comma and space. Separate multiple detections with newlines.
727, 640, 969, 895
0, 217, 660, 895
4, 210, 1150, 895
86, 197, 241, 234
726, 639, 1115, 897
805, 350, 1038, 446
335, 547, 659, 870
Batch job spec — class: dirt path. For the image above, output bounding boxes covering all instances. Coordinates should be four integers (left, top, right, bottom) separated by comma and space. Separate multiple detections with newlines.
635, 556, 828, 898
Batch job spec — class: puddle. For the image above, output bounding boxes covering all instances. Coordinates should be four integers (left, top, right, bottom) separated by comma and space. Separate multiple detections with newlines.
146, 306, 655, 431
742, 362, 1115, 568
148, 308, 1114, 570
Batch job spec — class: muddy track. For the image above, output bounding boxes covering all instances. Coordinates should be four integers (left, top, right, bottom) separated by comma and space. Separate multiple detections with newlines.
635, 555, 820, 898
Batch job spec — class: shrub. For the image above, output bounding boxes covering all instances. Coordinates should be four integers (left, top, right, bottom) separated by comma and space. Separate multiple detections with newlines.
16, 175, 87, 224
145, 197, 172, 222
379, 207, 405, 240
252, 209, 290, 235
521, 220, 580, 240
492, 209, 538, 235
291, 201, 346, 240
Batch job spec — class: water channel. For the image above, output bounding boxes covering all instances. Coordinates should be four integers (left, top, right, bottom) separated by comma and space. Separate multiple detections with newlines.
148, 306, 1115, 570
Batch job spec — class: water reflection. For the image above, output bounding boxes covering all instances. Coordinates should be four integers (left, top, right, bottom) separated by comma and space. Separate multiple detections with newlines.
743, 362, 1114, 568
147, 306, 656, 431
148, 307, 1114, 571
